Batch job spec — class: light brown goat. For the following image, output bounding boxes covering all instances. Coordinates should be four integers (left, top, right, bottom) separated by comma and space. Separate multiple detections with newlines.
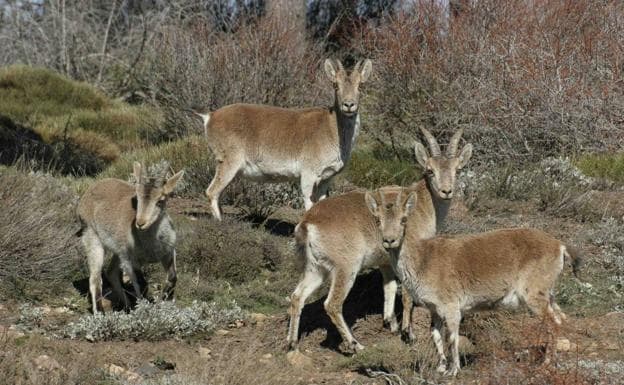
365, 187, 581, 376
77, 162, 184, 313
286, 129, 473, 352
195, 58, 372, 220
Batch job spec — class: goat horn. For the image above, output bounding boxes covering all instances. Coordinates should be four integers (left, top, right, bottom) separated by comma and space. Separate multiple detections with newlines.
420, 128, 441, 157
335, 58, 345, 72
447, 128, 464, 157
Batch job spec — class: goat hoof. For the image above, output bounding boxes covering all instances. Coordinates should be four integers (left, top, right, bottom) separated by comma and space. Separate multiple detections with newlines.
444, 367, 459, 377
383, 319, 399, 333
401, 329, 415, 344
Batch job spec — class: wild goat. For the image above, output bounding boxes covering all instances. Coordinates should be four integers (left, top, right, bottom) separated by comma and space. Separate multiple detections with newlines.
365, 187, 582, 376
77, 162, 184, 313
287, 128, 472, 352
195, 58, 372, 220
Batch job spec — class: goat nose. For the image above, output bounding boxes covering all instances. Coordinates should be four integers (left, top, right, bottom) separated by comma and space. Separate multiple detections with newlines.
135, 219, 146, 229
441, 189, 452, 196
383, 238, 396, 249
342, 101, 355, 110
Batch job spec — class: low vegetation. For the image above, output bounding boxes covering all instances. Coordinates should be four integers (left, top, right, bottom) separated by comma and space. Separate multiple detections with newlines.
0, 66, 162, 173
64, 300, 245, 341
0, 167, 83, 301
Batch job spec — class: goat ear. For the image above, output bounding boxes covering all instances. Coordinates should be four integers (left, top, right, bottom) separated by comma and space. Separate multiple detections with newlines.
414, 142, 429, 169
324, 59, 338, 83
358, 59, 372, 83
457, 143, 473, 169
163, 170, 184, 195
133, 162, 143, 183
364, 191, 379, 216
404, 192, 417, 214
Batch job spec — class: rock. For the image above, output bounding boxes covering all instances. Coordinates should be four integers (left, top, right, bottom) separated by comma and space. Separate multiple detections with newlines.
101, 298, 113, 312
53, 306, 71, 314
198, 347, 212, 359
286, 350, 313, 368
556, 337, 571, 352
262, 353, 273, 359
250, 312, 268, 325
228, 320, 244, 328
215, 329, 230, 336
33, 355, 62, 372
40, 305, 52, 314
135, 363, 159, 377
107, 364, 142, 384
458, 335, 476, 354
7, 325, 25, 339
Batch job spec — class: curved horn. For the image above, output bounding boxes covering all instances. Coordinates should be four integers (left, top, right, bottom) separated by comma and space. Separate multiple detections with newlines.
353, 59, 362, 73
420, 128, 441, 157
447, 128, 464, 157
335, 58, 345, 72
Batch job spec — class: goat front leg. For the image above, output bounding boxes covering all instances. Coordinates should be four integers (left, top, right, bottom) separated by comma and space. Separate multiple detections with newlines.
379, 265, 399, 333
161, 250, 177, 300
119, 256, 142, 303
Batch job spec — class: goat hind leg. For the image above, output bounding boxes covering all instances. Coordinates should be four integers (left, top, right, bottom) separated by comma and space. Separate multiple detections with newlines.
83, 229, 104, 314
206, 158, 242, 220
161, 250, 177, 300
287, 266, 325, 351
324, 269, 363, 352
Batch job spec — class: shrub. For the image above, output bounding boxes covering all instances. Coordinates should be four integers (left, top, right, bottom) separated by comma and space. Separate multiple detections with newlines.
64, 299, 246, 341
0, 167, 83, 301
340, 146, 422, 190
466, 158, 599, 221
137, 14, 325, 139
175, 216, 286, 285
0, 114, 107, 176
0, 65, 163, 156
576, 153, 624, 184
351, 0, 624, 164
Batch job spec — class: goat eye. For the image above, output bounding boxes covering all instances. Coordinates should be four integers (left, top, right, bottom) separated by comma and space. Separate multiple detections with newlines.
401, 217, 407, 224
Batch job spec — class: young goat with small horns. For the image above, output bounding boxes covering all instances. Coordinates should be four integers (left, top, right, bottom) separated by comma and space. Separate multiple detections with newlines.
77, 162, 184, 313
365, 187, 582, 376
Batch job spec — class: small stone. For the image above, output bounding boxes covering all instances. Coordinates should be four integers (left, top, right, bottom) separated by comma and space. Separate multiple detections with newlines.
556, 337, 571, 352
39, 305, 52, 314
215, 329, 230, 336
107, 364, 142, 384
250, 313, 268, 324
135, 363, 159, 377
458, 335, 476, 354
235, 320, 244, 328
286, 350, 313, 367
262, 353, 273, 359
53, 306, 71, 314
33, 355, 62, 372
198, 347, 212, 359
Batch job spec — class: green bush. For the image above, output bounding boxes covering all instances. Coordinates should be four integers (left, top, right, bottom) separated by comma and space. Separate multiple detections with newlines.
0, 65, 163, 156
576, 153, 624, 183
341, 146, 421, 190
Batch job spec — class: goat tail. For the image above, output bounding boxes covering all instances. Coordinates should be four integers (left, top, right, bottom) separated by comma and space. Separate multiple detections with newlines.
563, 244, 583, 278
188, 106, 211, 135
